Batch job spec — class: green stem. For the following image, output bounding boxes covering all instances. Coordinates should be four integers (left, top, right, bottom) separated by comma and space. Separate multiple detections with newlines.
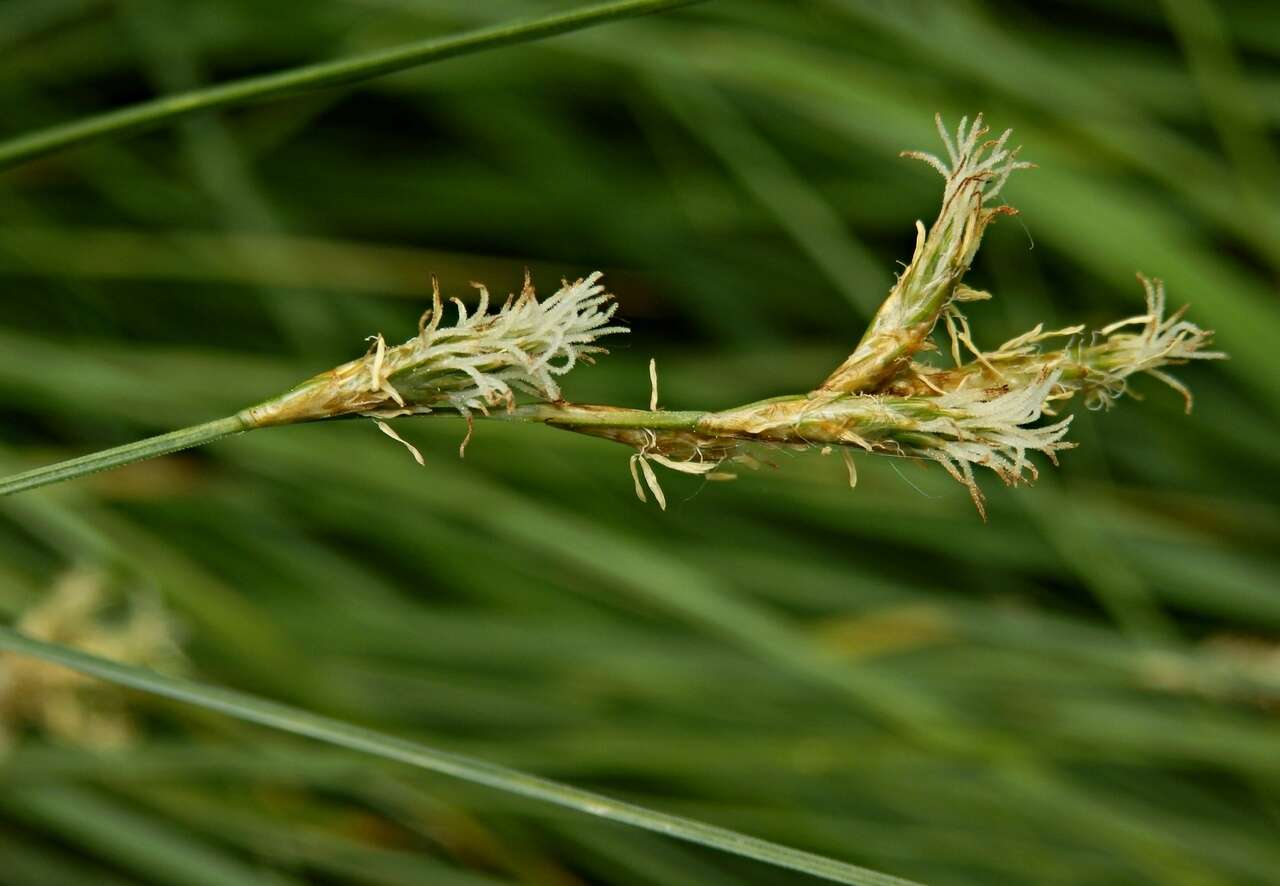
0, 404, 712, 497
0, 415, 246, 497
0, 0, 708, 171
500, 403, 706, 429
0, 629, 919, 886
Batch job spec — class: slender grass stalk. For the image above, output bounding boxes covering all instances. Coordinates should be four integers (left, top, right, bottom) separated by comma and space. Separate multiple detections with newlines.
0, 0, 708, 171
0, 627, 921, 886
0, 416, 247, 497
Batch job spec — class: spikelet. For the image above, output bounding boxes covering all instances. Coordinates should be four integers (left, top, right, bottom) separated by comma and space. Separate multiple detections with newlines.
890, 275, 1224, 414
394, 271, 628, 416
890, 113, 1032, 328
1084, 275, 1225, 412
243, 271, 627, 430
698, 373, 1073, 518
916, 372, 1075, 519
818, 114, 1033, 394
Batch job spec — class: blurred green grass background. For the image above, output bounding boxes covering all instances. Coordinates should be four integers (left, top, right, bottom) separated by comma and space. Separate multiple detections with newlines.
2, 1, 1280, 883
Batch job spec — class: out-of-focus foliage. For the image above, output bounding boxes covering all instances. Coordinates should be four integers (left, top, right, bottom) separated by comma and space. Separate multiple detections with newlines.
2, 1, 1279, 884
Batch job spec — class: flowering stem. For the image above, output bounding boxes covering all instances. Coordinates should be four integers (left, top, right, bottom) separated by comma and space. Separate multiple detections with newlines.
496, 404, 706, 429
0, 0, 708, 171
0, 406, 710, 497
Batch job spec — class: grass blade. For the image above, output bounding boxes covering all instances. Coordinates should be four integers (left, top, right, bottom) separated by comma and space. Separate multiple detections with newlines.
0, 0, 707, 171
1, 787, 301, 886
0, 627, 922, 886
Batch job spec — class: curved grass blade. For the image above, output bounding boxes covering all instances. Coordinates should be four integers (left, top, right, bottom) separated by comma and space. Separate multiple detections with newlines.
0, 0, 708, 171
0, 627, 923, 886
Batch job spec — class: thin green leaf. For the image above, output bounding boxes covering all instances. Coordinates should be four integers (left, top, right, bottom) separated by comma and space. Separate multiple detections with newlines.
0, 0, 708, 171
0, 627, 922, 886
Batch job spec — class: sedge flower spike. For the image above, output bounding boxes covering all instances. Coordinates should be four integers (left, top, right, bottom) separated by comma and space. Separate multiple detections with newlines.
0, 114, 1224, 518
241, 271, 628, 432
817, 114, 1033, 396
886, 274, 1225, 416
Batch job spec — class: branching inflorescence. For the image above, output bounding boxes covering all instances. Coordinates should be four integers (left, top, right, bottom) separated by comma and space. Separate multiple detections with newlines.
0, 115, 1225, 516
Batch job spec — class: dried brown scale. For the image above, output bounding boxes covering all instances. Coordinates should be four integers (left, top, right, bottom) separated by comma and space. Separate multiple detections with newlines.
570, 425, 737, 464
240, 356, 406, 428
813, 324, 932, 398
700, 395, 888, 448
